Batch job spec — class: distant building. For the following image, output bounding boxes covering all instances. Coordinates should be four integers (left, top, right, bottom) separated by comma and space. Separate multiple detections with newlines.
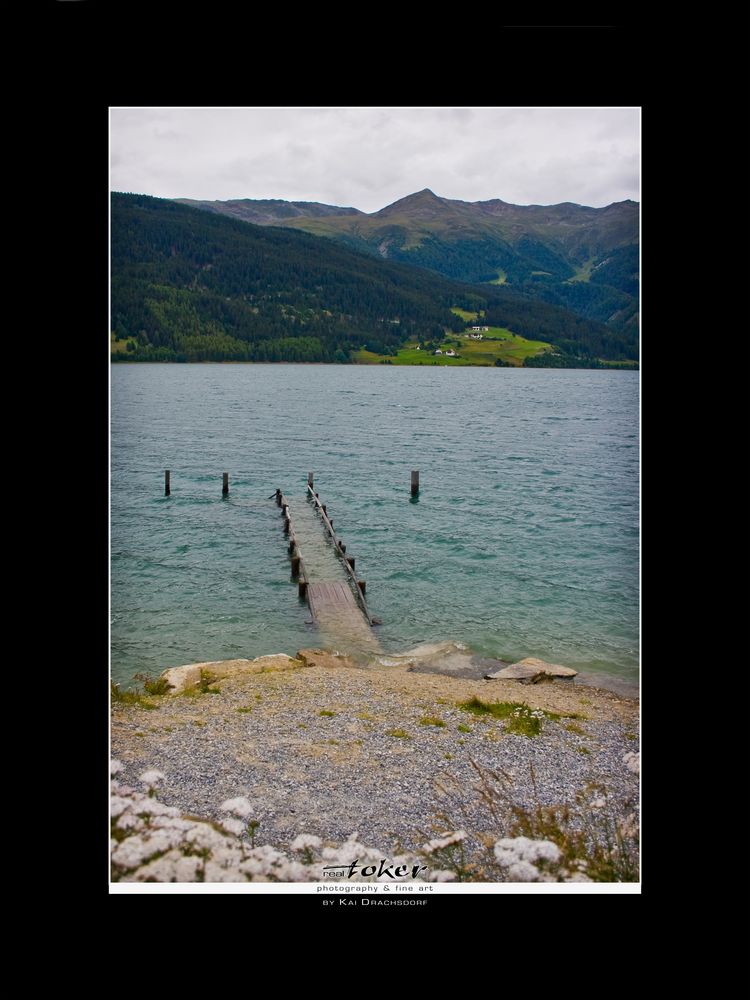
471, 325, 488, 331
434, 349, 443, 355
445, 349, 456, 357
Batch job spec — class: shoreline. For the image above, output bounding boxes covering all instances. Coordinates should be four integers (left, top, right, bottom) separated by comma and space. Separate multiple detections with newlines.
112, 638, 639, 701
111, 359, 639, 370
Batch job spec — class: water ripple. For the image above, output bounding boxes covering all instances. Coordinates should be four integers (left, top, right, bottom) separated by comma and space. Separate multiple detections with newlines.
112, 366, 639, 685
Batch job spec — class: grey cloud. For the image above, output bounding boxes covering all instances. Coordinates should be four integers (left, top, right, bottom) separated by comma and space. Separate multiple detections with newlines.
110, 107, 639, 210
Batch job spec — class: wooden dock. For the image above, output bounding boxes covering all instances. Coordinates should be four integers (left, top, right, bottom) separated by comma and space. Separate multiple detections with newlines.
275, 481, 378, 648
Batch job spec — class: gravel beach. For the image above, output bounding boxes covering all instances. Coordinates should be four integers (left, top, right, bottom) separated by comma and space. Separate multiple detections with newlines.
111, 655, 639, 872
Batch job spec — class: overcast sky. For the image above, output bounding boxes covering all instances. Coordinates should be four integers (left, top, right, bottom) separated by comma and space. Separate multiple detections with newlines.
110, 107, 639, 212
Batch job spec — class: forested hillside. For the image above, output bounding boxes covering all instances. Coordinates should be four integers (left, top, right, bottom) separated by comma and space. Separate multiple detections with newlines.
112, 194, 468, 362
111, 194, 637, 364
179, 189, 639, 339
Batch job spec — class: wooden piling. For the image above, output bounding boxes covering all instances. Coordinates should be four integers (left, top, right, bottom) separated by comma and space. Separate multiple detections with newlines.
308, 471, 314, 488
222, 472, 229, 495
291, 554, 301, 577
347, 556, 356, 571
298, 579, 308, 598
411, 470, 420, 496
164, 470, 171, 496
275, 489, 282, 506
358, 580, 366, 595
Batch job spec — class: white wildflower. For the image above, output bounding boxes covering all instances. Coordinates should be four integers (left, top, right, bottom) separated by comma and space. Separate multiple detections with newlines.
421, 830, 467, 853
247, 844, 287, 867
110, 795, 130, 818
184, 824, 230, 851
530, 840, 561, 863
429, 870, 457, 882
209, 844, 244, 869
494, 836, 561, 866
143, 829, 183, 854
507, 860, 540, 881
203, 861, 246, 883
221, 818, 245, 837
277, 860, 314, 881
117, 812, 145, 831
151, 800, 179, 816
172, 855, 203, 881
219, 796, 254, 818
111, 837, 153, 870
139, 769, 165, 786
321, 833, 366, 865
110, 760, 124, 776
151, 815, 195, 832
622, 751, 640, 775
134, 798, 176, 816
132, 851, 183, 882
591, 797, 607, 810
291, 834, 322, 852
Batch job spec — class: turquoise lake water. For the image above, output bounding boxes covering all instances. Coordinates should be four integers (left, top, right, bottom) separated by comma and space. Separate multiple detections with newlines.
111, 365, 639, 687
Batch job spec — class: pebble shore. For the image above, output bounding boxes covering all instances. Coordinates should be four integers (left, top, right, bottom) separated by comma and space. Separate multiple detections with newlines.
111, 656, 639, 861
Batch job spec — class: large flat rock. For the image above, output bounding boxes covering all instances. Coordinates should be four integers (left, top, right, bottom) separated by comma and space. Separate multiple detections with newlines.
161, 655, 304, 693
485, 657, 577, 681
377, 641, 509, 681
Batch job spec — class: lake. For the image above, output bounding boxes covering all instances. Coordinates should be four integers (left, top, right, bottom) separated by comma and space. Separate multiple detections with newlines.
111, 365, 639, 688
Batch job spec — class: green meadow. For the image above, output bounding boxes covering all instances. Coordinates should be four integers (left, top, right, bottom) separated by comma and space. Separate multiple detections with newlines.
353, 326, 552, 367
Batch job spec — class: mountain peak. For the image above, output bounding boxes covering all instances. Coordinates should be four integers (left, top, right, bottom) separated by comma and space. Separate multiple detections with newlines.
374, 188, 447, 218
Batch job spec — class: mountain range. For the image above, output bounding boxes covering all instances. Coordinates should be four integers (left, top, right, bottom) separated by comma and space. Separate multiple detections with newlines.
112, 193, 638, 365
177, 188, 639, 337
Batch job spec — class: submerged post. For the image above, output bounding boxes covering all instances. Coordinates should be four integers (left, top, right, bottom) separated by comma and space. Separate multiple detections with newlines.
411, 470, 420, 496
347, 556, 356, 571
164, 470, 171, 496
358, 580, 366, 595
308, 471, 314, 488
222, 472, 229, 496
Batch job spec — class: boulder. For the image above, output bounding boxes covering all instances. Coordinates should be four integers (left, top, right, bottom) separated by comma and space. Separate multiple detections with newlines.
484, 657, 577, 682
160, 663, 203, 694
297, 648, 357, 670
160, 654, 304, 693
